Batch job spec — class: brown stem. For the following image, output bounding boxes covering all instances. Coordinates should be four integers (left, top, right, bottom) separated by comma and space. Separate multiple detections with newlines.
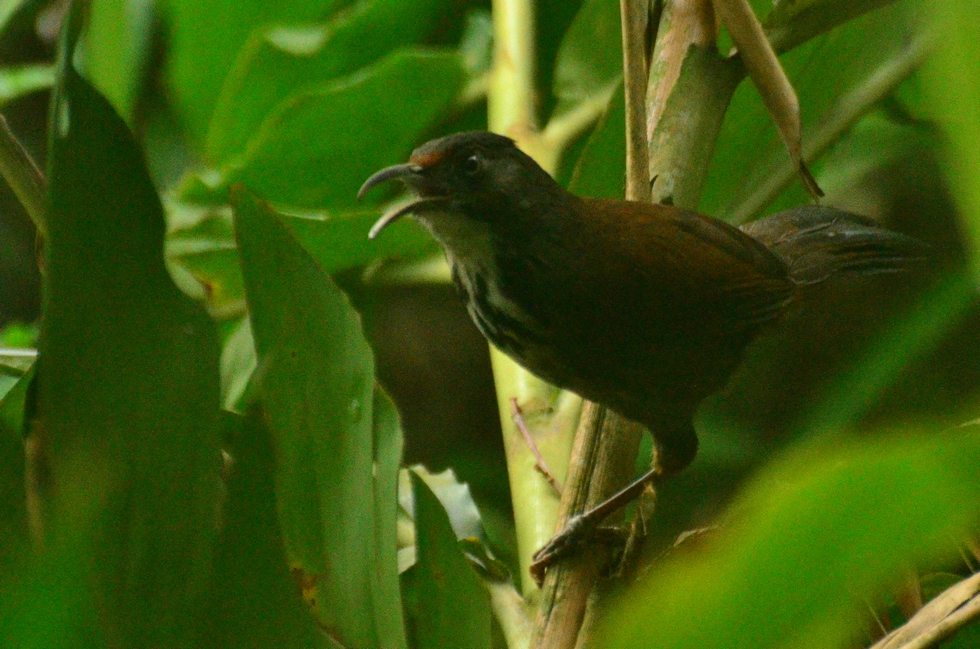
529, 404, 645, 649
622, 0, 652, 203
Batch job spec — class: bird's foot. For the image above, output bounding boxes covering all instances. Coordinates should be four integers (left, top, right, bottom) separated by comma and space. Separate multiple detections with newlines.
529, 467, 666, 585
529, 515, 626, 586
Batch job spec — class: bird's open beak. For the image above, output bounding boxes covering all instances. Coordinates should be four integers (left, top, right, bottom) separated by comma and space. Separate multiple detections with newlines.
357, 163, 422, 200
359, 163, 447, 239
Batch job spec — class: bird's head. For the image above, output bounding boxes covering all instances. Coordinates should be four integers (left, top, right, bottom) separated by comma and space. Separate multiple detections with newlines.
358, 131, 563, 242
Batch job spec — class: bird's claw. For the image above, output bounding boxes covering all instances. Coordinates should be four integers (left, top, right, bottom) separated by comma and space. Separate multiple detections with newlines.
530, 514, 593, 586
529, 514, 631, 586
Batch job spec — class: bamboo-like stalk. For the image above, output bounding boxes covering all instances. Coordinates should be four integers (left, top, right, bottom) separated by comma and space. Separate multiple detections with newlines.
487, 0, 582, 599
529, 1, 653, 647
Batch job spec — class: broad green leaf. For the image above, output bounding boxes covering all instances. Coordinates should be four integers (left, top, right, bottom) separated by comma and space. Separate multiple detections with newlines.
0, 357, 33, 435
0, 348, 34, 377
0, 0, 29, 38
233, 187, 379, 647
700, 0, 920, 222
602, 427, 980, 649
282, 207, 438, 274
206, 0, 453, 162
0, 366, 29, 582
85, 0, 154, 120
38, 58, 221, 649
551, 0, 622, 115
922, 0, 980, 280
567, 83, 625, 198
220, 49, 466, 210
533, 0, 586, 117
169, 201, 438, 314
197, 410, 329, 649
802, 262, 975, 435
0, 452, 112, 649
164, 0, 351, 146
764, 0, 899, 52
411, 471, 491, 649
371, 388, 409, 649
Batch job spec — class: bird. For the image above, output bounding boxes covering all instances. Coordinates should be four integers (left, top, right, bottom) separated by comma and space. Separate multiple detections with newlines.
358, 130, 929, 572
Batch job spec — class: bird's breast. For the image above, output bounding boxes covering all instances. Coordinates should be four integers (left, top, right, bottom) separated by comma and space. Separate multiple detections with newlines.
449, 254, 565, 381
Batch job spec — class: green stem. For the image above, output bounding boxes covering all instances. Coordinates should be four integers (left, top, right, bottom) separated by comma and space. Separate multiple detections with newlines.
765, 0, 900, 55
489, 0, 538, 135
488, 0, 581, 599
0, 114, 47, 237
487, 579, 534, 649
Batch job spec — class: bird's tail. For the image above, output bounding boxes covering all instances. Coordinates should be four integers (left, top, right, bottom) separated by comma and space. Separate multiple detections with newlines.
740, 205, 931, 285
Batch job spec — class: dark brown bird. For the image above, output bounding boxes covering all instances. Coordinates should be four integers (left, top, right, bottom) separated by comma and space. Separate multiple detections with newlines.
359, 131, 928, 566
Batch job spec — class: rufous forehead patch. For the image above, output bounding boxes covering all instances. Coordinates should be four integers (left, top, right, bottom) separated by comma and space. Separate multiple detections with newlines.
409, 147, 448, 168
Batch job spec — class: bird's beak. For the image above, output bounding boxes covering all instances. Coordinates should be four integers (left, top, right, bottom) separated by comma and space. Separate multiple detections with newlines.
357, 163, 423, 200
359, 163, 447, 240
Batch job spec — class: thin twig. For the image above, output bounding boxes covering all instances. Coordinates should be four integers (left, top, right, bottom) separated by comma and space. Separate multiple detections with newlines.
870, 571, 980, 649
511, 397, 563, 496
540, 84, 618, 158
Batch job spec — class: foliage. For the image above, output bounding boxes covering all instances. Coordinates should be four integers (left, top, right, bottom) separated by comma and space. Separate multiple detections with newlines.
0, 0, 978, 648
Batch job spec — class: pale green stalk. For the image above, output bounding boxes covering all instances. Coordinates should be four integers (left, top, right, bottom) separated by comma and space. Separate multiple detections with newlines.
488, 0, 583, 600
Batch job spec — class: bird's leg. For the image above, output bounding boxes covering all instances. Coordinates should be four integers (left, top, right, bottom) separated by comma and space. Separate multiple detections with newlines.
529, 465, 664, 585
510, 397, 563, 496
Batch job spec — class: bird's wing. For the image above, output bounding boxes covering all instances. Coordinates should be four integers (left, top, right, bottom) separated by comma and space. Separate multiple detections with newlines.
581, 199, 794, 332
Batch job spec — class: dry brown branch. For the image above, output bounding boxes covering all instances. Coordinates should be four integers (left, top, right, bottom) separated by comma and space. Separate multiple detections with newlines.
870, 571, 980, 649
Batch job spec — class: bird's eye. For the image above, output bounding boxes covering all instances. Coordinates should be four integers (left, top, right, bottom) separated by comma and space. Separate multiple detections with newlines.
462, 154, 481, 176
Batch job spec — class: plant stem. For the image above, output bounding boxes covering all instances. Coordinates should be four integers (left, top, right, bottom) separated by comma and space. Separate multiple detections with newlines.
530, 404, 645, 649
489, 0, 583, 599
490, 349, 580, 596
622, 0, 652, 203
0, 114, 47, 237
489, 0, 537, 137
530, 2, 655, 647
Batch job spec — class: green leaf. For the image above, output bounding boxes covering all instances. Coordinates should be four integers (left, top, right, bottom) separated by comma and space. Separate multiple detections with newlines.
922, 0, 980, 280
164, 0, 351, 146
197, 410, 329, 649
233, 187, 380, 647
700, 0, 921, 222
601, 427, 980, 649
410, 471, 491, 649
169, 201, 438, 314
0, 0, 38, 42
764, 0, 898, 53
219, 317, 256, 410
567, 83, 625, 199
371, 388, 409, 649
551, 0, 622, 115
39, 60, 221, 649
85, 0, 154, 120
206, 0, 454, 162
220, 49, 466, 210
0, 368, 29, 582
0, 358, 33, 435
401, 466, 487, 543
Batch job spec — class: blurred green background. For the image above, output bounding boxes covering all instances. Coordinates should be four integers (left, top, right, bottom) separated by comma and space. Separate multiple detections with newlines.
0, 0, 979, 647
